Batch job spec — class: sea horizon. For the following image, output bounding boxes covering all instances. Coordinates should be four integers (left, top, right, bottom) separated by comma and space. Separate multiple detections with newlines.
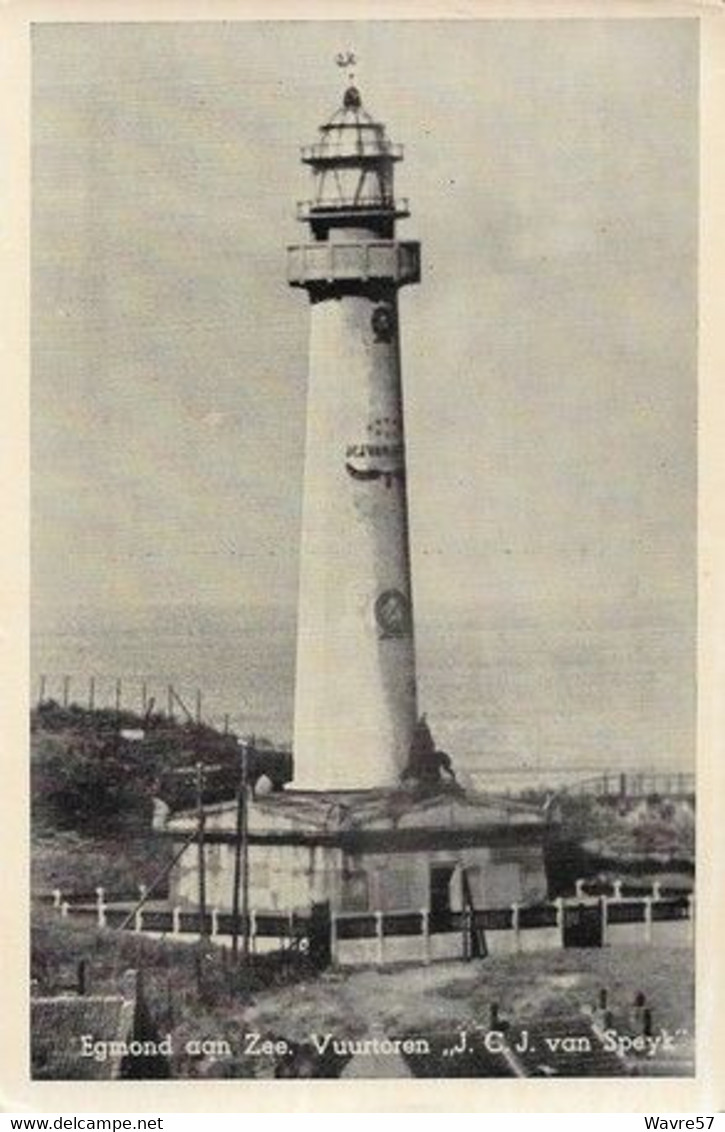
30, 596, 695, 781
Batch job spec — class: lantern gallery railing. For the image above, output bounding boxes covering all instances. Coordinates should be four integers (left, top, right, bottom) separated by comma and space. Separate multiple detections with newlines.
301, 142, 404, 162
296, 197, 410, 221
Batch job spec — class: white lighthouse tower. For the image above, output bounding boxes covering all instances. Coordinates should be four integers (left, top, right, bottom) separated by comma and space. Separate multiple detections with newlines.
288, 75, 421, 790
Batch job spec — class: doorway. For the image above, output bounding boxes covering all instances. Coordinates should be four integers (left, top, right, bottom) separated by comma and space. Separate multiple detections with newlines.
429, 865, 456, 931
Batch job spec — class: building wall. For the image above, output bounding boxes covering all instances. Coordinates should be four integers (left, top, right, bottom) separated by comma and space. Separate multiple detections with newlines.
168, 834, 548, 913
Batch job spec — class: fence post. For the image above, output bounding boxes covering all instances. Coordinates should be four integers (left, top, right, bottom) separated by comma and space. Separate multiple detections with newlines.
172, 906, 181, 935
95, 887, 106, 928
211, 908, 219, 938
135, 907, 144, 933
511, 902, 520, 952
330, 911, 338, 966
376, 911, 384, 966
613, 880, 623, 902
575, 878, 586, 899
555, 897, 565, 948
61, 901, 69, 919
644, 896, 653, 944
652, 880, 662, 901
601, 896, 609, 947
421, 909, 430, 965
250, 910, 257, 954
52, 888, 62, 909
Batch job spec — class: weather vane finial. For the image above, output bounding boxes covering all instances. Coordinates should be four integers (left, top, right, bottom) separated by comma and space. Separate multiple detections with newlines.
335, 50, 357, 85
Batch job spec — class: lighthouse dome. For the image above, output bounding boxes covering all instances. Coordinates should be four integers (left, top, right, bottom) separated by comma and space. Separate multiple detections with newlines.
313, 87, 399, 161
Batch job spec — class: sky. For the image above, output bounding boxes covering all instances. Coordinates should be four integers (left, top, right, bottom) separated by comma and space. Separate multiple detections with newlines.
32, 18, 697, 633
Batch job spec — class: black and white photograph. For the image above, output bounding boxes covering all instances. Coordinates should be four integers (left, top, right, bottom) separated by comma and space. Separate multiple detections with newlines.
20, 10, 705, 1094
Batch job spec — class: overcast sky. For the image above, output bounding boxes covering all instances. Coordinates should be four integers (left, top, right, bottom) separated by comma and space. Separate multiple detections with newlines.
32, 19, 697, 632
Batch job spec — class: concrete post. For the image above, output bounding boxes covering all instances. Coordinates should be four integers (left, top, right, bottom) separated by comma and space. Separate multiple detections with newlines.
644, 897, 653, 944
575, 879, 586, 899
250, 910, 257, 954
61, 901, 69, 918
555, 897, 565, 948
376, 911, 385, 966
95, 887, 106, 928
421, 909, 430, 965
511, 902, 520, 952
613, 880, 623, 901
52, 889, 62, 909
211, 908, 219, 938
172, 906, 181, 935
601, 897, 609, 947
134, 907, 144, 933
652, 881, 662, 901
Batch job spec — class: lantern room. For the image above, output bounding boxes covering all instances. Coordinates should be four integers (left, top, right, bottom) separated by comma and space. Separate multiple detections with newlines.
298, 85, 409, 239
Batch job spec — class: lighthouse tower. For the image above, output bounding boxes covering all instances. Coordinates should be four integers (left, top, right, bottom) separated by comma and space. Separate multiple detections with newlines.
288, 79, 421, 790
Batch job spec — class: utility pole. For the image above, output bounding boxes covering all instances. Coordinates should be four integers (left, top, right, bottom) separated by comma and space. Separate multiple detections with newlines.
196, 761, 207, 940
231, 740, 251, 962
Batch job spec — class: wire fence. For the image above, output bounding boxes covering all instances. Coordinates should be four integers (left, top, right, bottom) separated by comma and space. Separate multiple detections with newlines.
35, 673, 237, 735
